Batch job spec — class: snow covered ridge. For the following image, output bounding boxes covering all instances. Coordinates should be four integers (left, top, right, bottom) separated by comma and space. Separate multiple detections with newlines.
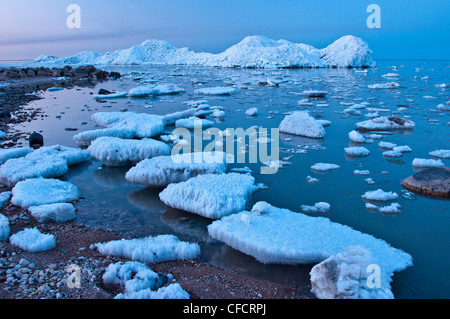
31, 35, 373, 68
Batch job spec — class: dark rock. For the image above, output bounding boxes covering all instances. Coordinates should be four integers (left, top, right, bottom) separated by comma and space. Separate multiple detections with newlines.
36, 67, 53, 77
97, 88, 112, 95
388, 116, 405, 126
29, 131, 44, 149
0, 110, 11, 118
109, 72, 121, 79
401, 167, 450, 198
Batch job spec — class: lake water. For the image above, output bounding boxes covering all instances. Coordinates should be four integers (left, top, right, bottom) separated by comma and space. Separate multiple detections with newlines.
6, 60, 449, 298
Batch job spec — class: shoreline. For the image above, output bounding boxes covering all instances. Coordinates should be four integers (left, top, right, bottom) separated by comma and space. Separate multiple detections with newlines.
0, 70, 314, 300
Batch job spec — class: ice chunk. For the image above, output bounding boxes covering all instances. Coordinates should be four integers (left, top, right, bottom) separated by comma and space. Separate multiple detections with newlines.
368, 82, 400, 89
11, 178, 79, 209
159, 173, 257, 219
348, 130, 370, 143
310, 246, 396, 299
357, 116, 415, 131
0, 191, 11, 207
129, 84, 184, 97
319, 35, 373, 68
125, 152, 227, 187
26, 145, 90, 166
393, 145, 412, 153
383, 150, 403, 157
89, 137, 171, 166
428, 149, 450, 159
378, 141, 397, 149
93, 91, 127, 99
302, 90, 327, 98
245, 107, 258, 116
301, 202, 330, 213
0, 214, 9, 241
0, 147, 33, 165
175, 116, 214, 129
345, 146, 370, 157
412, 158, 445, 168
207, 202, 412, 270
28, 203, 75, 223
279, 111, 325, 138
194, 87, 235, 95
163, 108, 198, 125
311, 163, 340, 172
9, 227, 56, 252
73, 128, 136, 147
361, 189, 398, 201
92, 234, 200, 263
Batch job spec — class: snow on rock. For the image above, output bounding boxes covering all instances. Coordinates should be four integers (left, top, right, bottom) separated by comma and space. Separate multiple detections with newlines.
194, 87, 235, 95
357, 116, 415, 131
92, 234, 200, 263
310, 245, 396, 299
301, 202, 331, 213
429, 149, 450, 159
207, 202, 412, 270
279, 111, 325, 138
31, 35, 373, 69
73, 128, 136, 147
27, 203, 75, 223
11, 178, 79, 209
311, 163, 340, 172
345, 146, 370, 157
0, 147, 33, 165
175, 116, 214, 129
128, 84, 184, 97
89, 137, 170, 167
125, 152, 227, 188
0, 214, 9, 241
362, 189, 398, 201
102, 261, 189, 299
412, 158, 445, 168
159, 173, 257, 219
9, 227, 56, 252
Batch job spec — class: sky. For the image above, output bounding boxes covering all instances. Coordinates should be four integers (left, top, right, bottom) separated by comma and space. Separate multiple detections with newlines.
0, 0, 449, 61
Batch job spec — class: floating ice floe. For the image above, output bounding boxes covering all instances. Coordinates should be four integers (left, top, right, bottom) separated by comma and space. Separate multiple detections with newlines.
0, 214, 9, 241
11, 178, 79, 209
366, 202, 402, 215
311, 163, 340, 172
356, 116, 415, 131
174, 116, 214, 129
89, 137, 171, 166
0, 145, 90, 187
301, 202, 330, 213
94, 91, 128, 99
103, 261, 189, 299
383, 151, 403, 157
163, 108, 198, 125
0, 147, 33, 165
310, 245, 397, 299
302, 90, 327, 98
412, 158, 445, 168
428, 149, 450, 159
348, 130, 371, 143
73, 127, 136, 147
207, 201, 413, 272
194, 87, 235, 95
128, 84, 184, 97
361, 189, 398, 201
345, 146, 370, 157
27, 203, 75, 223
92, 234, 200, 263
159, 173, 257, 219
245, 107, 258, 116
354, 170, 370, 176
125, 152, 227, 188
9, 227, 56, 252
279, 111, 325, 138
368, 82, 400, 89
393, 145, 412, 153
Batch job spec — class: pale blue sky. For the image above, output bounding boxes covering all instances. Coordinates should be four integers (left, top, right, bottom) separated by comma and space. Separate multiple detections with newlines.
0, 0, 449, 61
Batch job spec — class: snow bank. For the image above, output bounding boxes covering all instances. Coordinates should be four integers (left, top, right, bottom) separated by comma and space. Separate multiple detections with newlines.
362, 189, 398, 201
279, 111, 325, 138
28, 203, 75, 223
159, 173, 257, 219
412, 158, 444, 168
207, 202, 412, 270
11, 178, 79, 209
31, 35, 373, 69
345, 146, 370, 157
357, 116, 415, 131
0, 147, 33, 164
10, 227, 56, 252
310, 245, 396, 299
103, 261, 189, 299
92, 234, 200, 263
0, 214, 9, 241
89, 137, 171, 166
125, 152, 227, 187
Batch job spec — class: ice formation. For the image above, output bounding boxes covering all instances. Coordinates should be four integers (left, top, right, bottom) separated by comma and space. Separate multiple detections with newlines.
357, 116, 415, 131
412, 158, 445, 168
361, 189, 398, 201
9, 227, 56, 252
174, 116, 215, 129
279, 111, 325, 138
311, 163, 340, 172
128, 84, 184, 97
301, 202, 331, 213
89, 137, 171, 166
194, 87, 235, 95
125, 152, 227, 187
428, 149, 450, 159
0, 147, 33, 165
27, 203, 76, 223
345, 146, 370, 157
0, 214, 9, 241
159, 173, 257, 219
73, 128, 136, 147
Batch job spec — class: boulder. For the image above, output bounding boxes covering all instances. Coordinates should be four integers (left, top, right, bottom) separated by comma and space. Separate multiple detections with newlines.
401, 167, 450, 198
